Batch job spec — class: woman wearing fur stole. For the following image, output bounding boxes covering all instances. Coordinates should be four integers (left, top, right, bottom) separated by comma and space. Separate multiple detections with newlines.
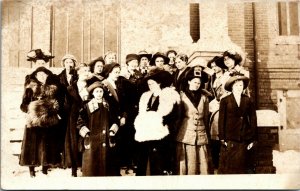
175, 66, 213, 175
134, 67, 180, 176
19, 63, 64, 177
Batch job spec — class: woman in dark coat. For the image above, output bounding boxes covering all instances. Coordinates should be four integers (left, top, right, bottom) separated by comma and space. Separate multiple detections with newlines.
134, 67, 180, 176
58, 54, 78, 88
19, 63, 64, 177
87, 56, 105, 85
172, 53, 189, 92
77, 81, 119, 176
62, 63, 91, 176
101, 62, 135, 175
218, 73, 257, 174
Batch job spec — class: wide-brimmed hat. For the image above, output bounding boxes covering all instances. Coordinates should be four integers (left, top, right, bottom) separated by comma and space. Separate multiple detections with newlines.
224, 73, 250, 92
138, 51, 152, 62
88, 56, 105, 73
150, 52, 170, 66
61, 54, 77, 67
126, 54, 139, 64
143, 67, 173, 89
27, 49, 54, 62
184, 66, 209, 84
102, 62, 120, 78
87, 81, 106, 93
222, 50, 243, 66
207, 56, 227, 69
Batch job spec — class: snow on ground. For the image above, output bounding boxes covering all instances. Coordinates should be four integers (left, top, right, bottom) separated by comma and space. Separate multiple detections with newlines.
273, 149, 300, 174
1, 149, 300, 189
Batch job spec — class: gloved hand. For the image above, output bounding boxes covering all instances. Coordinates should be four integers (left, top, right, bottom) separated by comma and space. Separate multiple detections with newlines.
247, 142, 254, 150
109, 131, 116, 147
84, 134, 90, 150
221, 140, 227, 147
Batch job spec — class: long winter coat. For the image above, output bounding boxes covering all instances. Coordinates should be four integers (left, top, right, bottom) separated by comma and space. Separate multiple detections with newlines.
77, 98, 118, 176
134, 87, 180, 175
19, 71, 64, 167
218, 93, 257, 174
62, 82, 87, 168
102, 76, 137, 168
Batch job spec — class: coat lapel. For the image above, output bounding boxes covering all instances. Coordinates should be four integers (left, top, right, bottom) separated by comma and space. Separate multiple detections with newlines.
103, 80, 119, 102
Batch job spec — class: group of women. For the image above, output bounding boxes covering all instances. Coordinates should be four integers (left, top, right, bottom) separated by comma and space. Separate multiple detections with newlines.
19, 48, 257, 177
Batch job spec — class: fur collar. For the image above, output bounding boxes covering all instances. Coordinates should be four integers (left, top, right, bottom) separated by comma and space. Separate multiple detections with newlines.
134, 87, 180, 142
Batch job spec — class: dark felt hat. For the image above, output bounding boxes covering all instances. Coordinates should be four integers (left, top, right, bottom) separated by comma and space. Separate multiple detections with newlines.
224, 73, 250, 92
126, 54, 139, 64
27, 49, 54, 62
184, 66, 209, 84
87, 81, 106, 93
150, 52, 170, 66
88, 56, 105, 73
138, 51, 152, 62
207, 56, 227, 69
102, 62, 120, 78
143, 67, 173, 89
222, 50, 243, 66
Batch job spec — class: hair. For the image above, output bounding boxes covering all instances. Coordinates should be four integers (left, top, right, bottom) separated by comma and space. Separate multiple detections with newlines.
166, 50, 177, 57
31, 66, 52, 77
104, 51, 117, 59
61, 54, 77, 67
223, 50, 242, 66
89, 59, 105, 74
175, 53, 188, 63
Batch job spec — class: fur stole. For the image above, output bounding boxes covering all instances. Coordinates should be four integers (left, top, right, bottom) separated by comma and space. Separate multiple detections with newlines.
26, 98, 60, 128
134, 87, 180, 142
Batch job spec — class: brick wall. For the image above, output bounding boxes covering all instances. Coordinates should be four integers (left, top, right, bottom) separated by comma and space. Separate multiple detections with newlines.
252, 2, 300, 110
227, 2, 257, 101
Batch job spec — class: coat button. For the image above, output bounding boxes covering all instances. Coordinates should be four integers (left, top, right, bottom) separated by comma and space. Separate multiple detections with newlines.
102, 130, 106, 134
102, 143, 106, 147
153, 148, 157, 152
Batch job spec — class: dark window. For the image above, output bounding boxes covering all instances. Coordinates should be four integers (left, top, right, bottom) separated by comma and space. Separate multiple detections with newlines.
278, 2, 299, 36
190, 3, 200, 43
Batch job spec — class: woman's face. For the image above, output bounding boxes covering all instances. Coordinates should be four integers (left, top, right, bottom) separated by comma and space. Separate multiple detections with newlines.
108, 66, 121, 81
78, 66, 91, 80
35, 71, 48, 84
35, 59, 46, 66
211, 62, 222, 74
232, 80, 244, 94
94, 61, 104, 74
224, 56, 235, 69
168, 53, 176, 65
155, 57, 165, 69
175, 57, 187, 70
188, 78, 201, 91
64, 58, 75, 71
92, 87, 104, 100
127, 60, 139, 72
140, 57, 149, 68
105, 53, 116, 64
147, 79, 161, 94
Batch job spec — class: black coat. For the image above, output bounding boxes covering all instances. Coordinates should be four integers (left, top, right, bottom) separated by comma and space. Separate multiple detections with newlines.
19, 70, 64, 167
218, 93, 257, 144
62, 82, 87, 168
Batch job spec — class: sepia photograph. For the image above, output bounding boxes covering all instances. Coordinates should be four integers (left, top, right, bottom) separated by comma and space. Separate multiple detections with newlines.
1, 0, 300, 189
